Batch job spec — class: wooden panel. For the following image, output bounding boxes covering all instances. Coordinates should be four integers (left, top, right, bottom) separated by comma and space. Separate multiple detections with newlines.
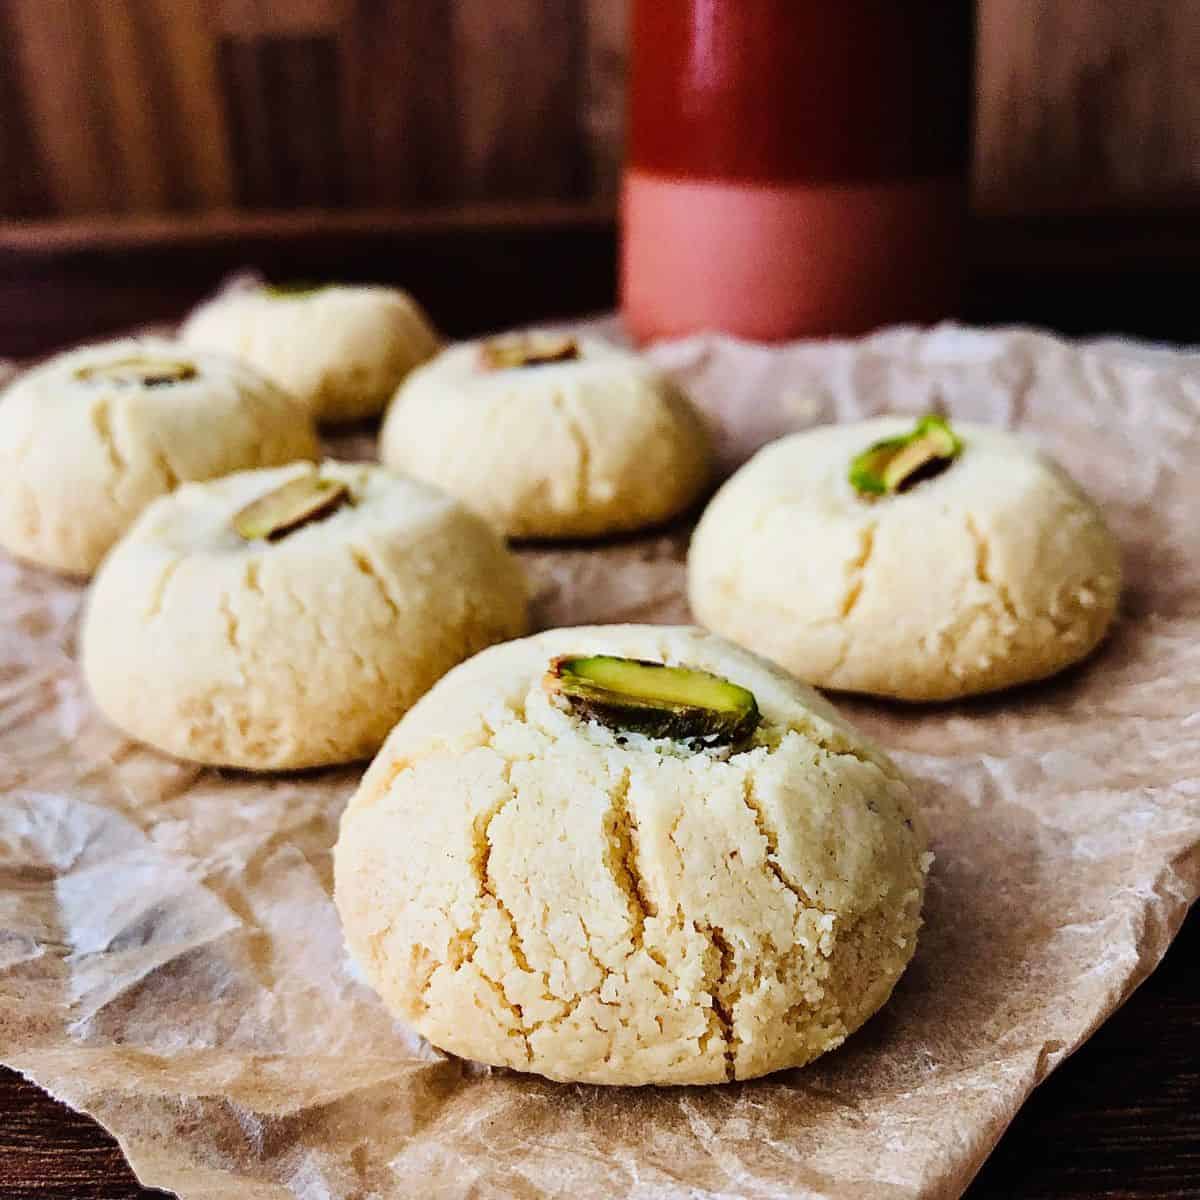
5, 0, 125, 214
0, 5, 48, 217
451, 0, 591, 203
135, 0, 235, 211
339, 0, 461, 209
90, 2, 173, 212
213, 0, 349, 36
976, 0, 1200, 213
219, 33, 345, 209
3, 0, 232, 216
582, 0, 628, 202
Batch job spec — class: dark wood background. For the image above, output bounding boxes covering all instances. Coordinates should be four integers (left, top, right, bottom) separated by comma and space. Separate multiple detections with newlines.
2, 0, 1200, 361
976, 0, 1200, 213
2, 0, 1200, 221
0, 0, 623, 218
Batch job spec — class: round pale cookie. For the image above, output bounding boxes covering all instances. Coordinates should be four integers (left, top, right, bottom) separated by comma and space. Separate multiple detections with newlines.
180, 284, 440, 423
334, 624, 928, 1086
0, 338, 318, 577
379, 334, 712, 539
689, 418, 1121, 701
82, 461, 528, 770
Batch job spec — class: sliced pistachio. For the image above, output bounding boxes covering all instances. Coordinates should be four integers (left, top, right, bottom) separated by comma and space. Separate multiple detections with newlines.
261, 282, 330, 299
233, 475, 351, 542
544, 654, 760, 746
478, 333, 581, 371
849, 414, 962, 497
75, 357, 198, 389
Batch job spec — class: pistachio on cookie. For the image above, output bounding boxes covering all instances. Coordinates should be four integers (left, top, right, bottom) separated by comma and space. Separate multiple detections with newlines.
233, 475, 351, 542
544, 654, 760, 745
478, 333, 580, 371
261, 282, 331, 299
75, 356, 198, 389
849, 414, 962, 497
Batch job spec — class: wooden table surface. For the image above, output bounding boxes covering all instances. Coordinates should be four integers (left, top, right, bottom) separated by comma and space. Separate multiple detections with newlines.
1, 213, 1197, 1198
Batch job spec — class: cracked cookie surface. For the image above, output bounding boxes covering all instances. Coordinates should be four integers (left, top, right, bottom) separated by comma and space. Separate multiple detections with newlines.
81, 461, 528, 769
0, 337, 318, 576
181, 285, 440, 424
688, 419, 1121, 701
379, 338, 712, 539
334, 625, 928, 1085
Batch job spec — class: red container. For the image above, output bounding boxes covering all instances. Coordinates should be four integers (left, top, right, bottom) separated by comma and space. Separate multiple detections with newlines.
621, 1, 976, 343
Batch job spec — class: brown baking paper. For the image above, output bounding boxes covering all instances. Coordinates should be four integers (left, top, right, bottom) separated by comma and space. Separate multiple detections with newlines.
2, 323, 1199, 1200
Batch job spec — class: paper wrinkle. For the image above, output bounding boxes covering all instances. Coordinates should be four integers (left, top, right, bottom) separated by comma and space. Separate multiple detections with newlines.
2, 321, 1200, 1200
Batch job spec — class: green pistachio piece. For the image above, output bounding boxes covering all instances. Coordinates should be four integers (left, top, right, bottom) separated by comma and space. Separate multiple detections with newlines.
479, 333, 580, 371
232, 475, 350, 542
849, 414, 963, 496
261, 282, 331, 299
544, 654, 761, 746
75, 357, 198, 389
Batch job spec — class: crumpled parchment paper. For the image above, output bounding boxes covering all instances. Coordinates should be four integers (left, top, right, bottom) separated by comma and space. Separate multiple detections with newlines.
1, 323, 1198, 1200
